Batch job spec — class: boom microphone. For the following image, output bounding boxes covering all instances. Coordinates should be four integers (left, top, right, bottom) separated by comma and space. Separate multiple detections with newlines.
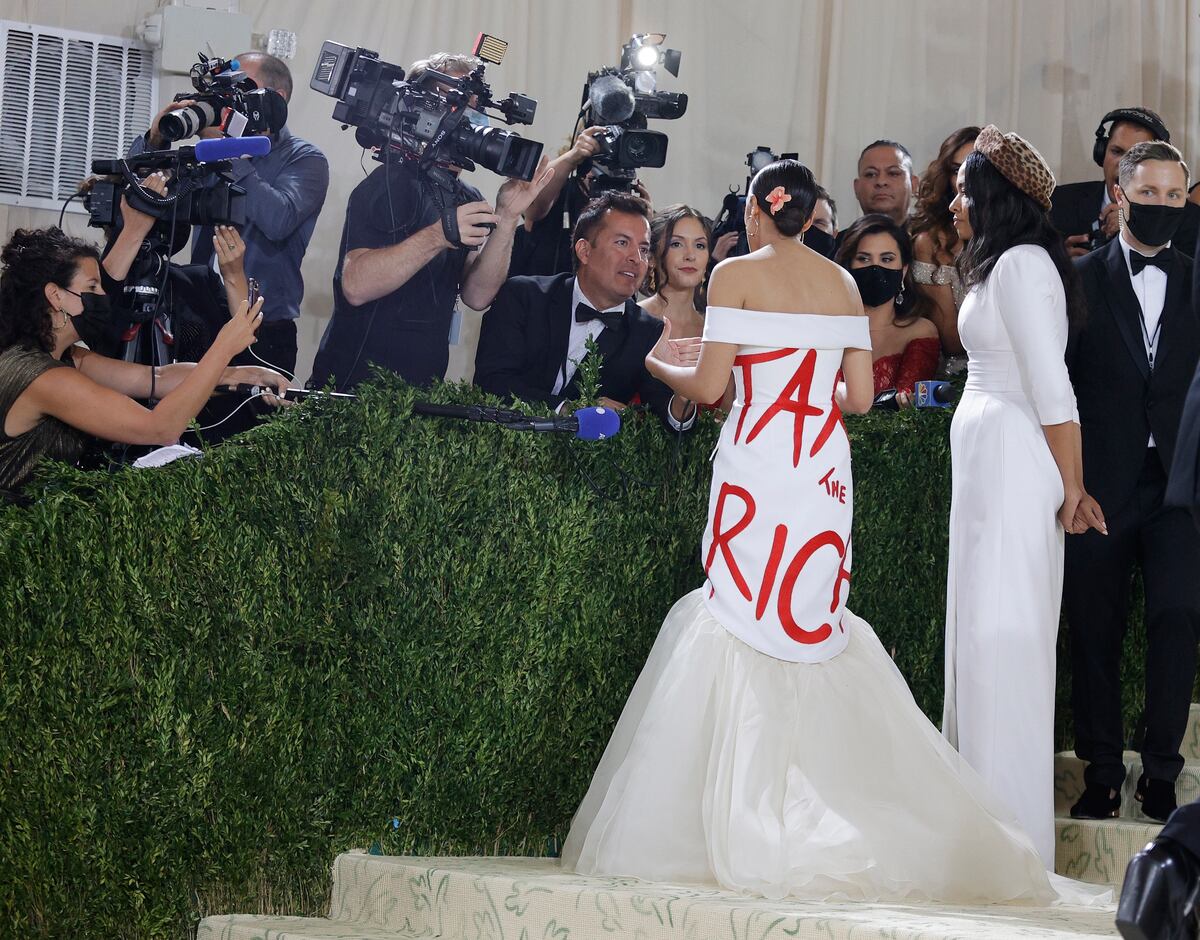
588, 73, 637, 124
230, 388, 621, 440
194, 135, 273, 162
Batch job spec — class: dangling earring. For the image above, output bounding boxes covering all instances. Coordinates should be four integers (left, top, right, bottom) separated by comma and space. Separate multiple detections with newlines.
896, 288, 905, 306
54, 307, 68, 328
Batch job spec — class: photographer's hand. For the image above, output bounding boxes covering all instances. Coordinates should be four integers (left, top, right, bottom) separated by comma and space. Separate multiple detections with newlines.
495, 156, 554, 224
452, 201, 502, 250
213, 225, 249, 313
712, 231, 740, 262
1099, 201, 1121, 239
103, 172, 169, 282
147, 100, 197, 148
523, 128, 603, 226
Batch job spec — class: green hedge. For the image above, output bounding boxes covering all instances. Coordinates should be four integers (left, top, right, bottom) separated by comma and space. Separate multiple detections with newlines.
0, 379, 1154, 937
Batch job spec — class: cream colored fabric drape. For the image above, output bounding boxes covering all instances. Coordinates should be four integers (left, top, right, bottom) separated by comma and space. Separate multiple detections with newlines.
3, 0, 1200, 381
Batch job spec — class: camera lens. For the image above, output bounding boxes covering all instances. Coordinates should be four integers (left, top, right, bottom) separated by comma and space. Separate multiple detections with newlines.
159, 101, 219, 142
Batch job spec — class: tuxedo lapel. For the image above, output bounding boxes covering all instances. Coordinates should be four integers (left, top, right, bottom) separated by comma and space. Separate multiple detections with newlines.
1100, 239, 1151, 381
544, 275, 576, 391
1153, 249, 1189, 377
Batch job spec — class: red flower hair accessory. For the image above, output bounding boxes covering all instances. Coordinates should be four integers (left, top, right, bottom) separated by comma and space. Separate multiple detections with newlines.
764, 186, 792, 215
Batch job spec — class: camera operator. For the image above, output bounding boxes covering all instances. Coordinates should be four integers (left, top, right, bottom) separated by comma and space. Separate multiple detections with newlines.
508, 125, 655, 278
0, 227, 285, 492
309, 52, 552, 391
87, 171, 287, 441
137, 52, 329, 375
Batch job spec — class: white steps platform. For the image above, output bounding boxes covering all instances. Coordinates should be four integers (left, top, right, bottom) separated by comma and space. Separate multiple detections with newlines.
198, 853, 1119, 940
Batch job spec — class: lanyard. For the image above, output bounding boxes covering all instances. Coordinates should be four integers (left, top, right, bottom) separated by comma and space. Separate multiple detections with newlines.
1129, 259, 1165, 370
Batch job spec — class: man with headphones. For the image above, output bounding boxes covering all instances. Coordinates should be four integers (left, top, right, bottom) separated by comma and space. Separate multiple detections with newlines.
1052, 107, 1200, 259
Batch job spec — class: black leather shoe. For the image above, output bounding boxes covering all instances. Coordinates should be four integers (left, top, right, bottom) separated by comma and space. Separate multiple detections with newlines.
1117, 837, 1200, 940
1137, 774, 1179, 824
1071, 783, 1121, 819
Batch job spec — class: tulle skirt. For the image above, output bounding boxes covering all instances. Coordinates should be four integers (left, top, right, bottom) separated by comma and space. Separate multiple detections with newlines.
562, 589, 1111, 907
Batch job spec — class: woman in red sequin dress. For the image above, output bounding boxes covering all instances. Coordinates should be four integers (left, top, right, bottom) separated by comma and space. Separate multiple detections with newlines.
835, 214, 940, 405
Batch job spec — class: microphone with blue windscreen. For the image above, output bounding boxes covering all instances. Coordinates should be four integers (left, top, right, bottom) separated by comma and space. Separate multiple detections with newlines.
193, 135, 273, 162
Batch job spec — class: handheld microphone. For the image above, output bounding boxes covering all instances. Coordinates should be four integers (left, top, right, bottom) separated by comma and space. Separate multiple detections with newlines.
913, 380, 955, 408
194, 135, 273, 162
569, 405, 621, 440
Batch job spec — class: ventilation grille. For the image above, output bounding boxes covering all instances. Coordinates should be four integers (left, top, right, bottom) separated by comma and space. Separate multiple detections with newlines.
0, 21, 157, 212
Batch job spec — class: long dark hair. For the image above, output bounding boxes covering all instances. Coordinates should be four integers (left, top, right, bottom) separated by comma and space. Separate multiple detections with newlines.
910, 125, 980, 257
834, 213, 934, 326
0, 228, 100, 354
646, 204, 713, 307
958, 151, 1084, 328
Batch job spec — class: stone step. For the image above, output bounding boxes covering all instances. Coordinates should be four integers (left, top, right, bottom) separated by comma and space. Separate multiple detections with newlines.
1054, 750, 1200, 820
194, 852, 1118, 940
1184, 703, 1200, 759
196, 915, 421, 940
1055, 815, 1161, 888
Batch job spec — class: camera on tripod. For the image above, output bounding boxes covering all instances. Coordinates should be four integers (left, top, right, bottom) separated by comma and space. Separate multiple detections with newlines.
309, 32, 543, 181
159, 52, 288, 142
579, 34, 688, 191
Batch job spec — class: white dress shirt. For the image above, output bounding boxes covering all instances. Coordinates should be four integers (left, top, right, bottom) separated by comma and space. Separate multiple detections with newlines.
552, 280, 621, 396
553, 280, 696, 430
1118, 229, 1169, 447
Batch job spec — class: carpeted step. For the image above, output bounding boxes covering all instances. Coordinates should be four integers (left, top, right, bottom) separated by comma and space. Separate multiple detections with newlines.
196, 915, 423, 939
1055, 750, 1200, 820
239, 852, 1115, 940
1055, 815, 1161, 887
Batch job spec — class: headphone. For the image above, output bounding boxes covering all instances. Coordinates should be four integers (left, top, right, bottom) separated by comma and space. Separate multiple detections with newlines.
1092, 108, 1170, 167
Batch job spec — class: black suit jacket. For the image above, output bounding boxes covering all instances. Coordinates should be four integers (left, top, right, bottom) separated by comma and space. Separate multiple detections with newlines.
474, 273, 686, 428
1165, 237, 1200, 525
1069, 238, 1200, 514
1051, 180, 1200, 259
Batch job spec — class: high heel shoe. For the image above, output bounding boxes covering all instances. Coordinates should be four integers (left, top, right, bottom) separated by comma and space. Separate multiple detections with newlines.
1116, 837, 1200, 940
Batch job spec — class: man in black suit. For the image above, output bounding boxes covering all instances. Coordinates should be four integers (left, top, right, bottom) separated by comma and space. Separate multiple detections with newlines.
1052, 107, 1200, 260
475, 190, 697, 430
1066, 141, 1200, 823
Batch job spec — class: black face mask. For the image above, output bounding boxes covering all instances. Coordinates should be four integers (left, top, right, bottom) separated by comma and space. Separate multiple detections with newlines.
805, 226, 836, 259
1120, 191, 1186, 248
849, 264, 904, 308
62, 288, 121, 356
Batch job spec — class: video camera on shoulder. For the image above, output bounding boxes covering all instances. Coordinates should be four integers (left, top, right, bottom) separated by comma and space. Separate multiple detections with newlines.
579, 34, 688, 192
159, 52, 288, 142
309, 32, 543, 181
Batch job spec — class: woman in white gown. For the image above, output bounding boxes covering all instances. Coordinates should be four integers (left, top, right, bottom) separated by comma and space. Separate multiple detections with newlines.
941, 127, 1107, 869
561, 159, 1109, 905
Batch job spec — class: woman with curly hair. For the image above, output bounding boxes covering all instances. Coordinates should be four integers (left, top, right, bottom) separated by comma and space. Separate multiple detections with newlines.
910, 126, 979, 367
0, 227, 284, 491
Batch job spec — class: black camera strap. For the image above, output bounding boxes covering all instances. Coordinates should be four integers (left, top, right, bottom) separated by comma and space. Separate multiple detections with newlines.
423, 165, 471, 250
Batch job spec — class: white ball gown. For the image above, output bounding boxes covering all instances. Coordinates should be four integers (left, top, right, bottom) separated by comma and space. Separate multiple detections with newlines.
561, 305, 1109, 906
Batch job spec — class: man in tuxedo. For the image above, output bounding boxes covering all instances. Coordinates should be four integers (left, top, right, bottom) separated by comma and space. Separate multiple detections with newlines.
474, 190, 696, 429
1066, 141, 1200, 823
1053, 107, 1200, 260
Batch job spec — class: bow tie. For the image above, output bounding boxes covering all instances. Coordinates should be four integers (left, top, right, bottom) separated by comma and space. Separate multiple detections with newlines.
1130, 250, 1171, 277
575, 302, 625, 331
